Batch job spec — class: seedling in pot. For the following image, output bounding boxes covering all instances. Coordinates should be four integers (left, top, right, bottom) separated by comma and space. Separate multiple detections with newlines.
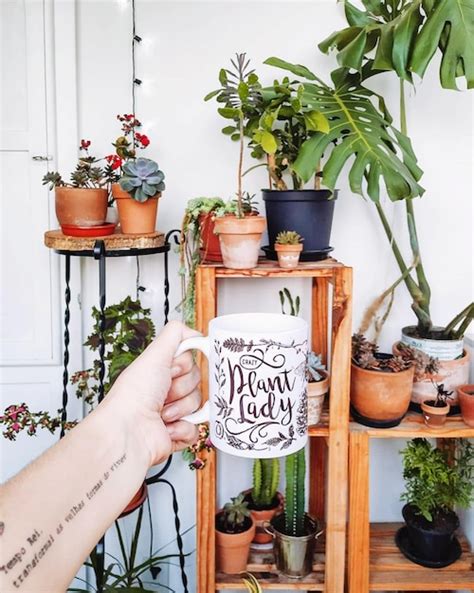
421, 383, 453, 429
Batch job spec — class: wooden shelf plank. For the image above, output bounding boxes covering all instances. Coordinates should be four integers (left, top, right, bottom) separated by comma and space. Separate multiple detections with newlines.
350, 412, 474, 439
199, 258, 343, 278
370, 570, 474, 590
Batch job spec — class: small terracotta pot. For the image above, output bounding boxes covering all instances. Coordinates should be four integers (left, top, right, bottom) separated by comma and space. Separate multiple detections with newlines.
55, 187, 108, 228
215, 513, 255, 574
242, 490, 284, 544
307, 371, 329, 425
350, 361, 415, 427
274, 243, 303, 269
112, 183, 160, 235
214, 215, 266, 269
457, 384, 474, 427
119, 482, 148, 518
393, 342, 470, 406
421, 400, 450, 429
199, 213, 222, 262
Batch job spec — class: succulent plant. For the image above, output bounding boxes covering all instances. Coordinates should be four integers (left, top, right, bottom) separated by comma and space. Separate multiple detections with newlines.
221, 493, 251, 532
275, 230, 303, 245
119, 157, 165, 202
307, 352, 325, 382
252, 458, 280, 507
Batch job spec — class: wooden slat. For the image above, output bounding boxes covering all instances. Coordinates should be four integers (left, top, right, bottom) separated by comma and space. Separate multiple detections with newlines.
370, 570, 474, 590
325, 267, 352, 593
216, 572, 325, 590
209, 258, 343, 279
348, 431, 370, 593
195, 266, 217, 593
350, 413, 474, 439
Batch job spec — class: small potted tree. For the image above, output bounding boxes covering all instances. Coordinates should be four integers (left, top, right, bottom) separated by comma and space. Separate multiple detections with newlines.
268, 449, 321, 578
215, 493, 255, 574
306, 352, 329, 426
457, 384, 474, 427
398, 438, 474, 567
205, 54, 265, 269
420, 383, 453, 429
43, 140, 112, 234
274, 231, 303, 269
109, 114, 165, 234
243, 458, 283, 545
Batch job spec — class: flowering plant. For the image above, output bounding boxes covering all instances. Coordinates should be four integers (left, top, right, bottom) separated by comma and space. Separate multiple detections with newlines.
182, 423, 212, 470
0, 403, 77, 441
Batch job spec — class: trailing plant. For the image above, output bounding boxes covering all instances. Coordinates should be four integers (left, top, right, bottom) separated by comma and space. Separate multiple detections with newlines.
217, 493, 251, 534
394, 340, 439, 381
119, 157, 165, 203
400, 438, 474, 522
252, 458, 280, 507
352, 333, 438, 374
0, 404, 76, 441
307, 352, 325, 383
318, 0, 474, 339
275, 231, 303, 245
182, 422, 213, 470
205, 53, 263, 217
284, 448, 306, 536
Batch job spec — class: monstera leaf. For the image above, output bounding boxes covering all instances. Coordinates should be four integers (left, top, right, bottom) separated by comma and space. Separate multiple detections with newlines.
265, 57, 424, 201
319, 0, 474, 89
411, 0, 474, 89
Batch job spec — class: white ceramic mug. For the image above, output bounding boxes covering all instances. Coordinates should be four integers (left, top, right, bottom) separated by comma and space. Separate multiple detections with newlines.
177, 313, 309, 458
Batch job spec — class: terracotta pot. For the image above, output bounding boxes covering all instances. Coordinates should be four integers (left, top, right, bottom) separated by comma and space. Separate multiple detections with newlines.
119, 482, 148, 518
307, 370, 329, 425
393, 342, 470, 406
199, 213, 222, 262
274, 243, 303, 269
457, 384, 474, 427
214, 215, 266, 269
112, 183, 160, 235
242, 490, 284, 544
350, 361, 415, 427
421, 400, 450, 429
215, 513, 255, 574
55, 187, 108, 228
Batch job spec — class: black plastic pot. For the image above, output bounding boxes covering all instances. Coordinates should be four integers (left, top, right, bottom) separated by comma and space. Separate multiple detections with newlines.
262, 189, 337, 261
401, 504, 460, 563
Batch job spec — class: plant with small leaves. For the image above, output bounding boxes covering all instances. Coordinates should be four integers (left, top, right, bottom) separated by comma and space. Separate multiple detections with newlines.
214, 192, 259, 219
275, 231, 303, 245
284, 448, 306, 536
217, 493, 252, 534
205, 53, 263, 217
395, 341, 439, 380
401, 438, 474, 522
279, 287, 300, 317
119, 158, 165, 203
252, 458, 280, 508
0, 403, 77, 441
182, 423, 213, 470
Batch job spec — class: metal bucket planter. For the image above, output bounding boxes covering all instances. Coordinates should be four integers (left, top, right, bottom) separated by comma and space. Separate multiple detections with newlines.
265, 513, 322, 578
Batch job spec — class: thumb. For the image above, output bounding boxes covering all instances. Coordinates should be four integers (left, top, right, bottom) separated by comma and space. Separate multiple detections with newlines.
141, 320, 201, 368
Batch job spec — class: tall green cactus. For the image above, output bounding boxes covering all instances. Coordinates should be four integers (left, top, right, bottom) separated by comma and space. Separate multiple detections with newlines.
252, 458, 280, 507
285, 448, 306, 536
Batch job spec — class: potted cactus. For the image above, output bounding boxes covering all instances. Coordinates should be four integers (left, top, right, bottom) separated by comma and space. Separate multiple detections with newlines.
42, 140, 113, 234
420, 383, 453, 429
274, 231, 303, 269
243, 458, 282, 544
306, 352, 329, 426
215, 493, 255, 574
268, 449, 320, 578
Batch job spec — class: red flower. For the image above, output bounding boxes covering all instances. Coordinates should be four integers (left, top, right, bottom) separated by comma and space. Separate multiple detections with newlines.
106, 154, 122, 170
80, 139, 91, 150
11, 423, 21, 433
135, 132, 150, 147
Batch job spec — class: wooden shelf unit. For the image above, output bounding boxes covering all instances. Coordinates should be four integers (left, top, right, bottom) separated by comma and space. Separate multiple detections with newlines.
194, 259, 352, 593
348, 415, 474, 592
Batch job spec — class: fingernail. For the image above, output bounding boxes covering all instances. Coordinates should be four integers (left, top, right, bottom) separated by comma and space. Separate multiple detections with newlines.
162, 405, 178, 422
171, 366, 181, 378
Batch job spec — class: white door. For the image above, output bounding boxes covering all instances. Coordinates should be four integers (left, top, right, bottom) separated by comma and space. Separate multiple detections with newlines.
0, 0, 82, 481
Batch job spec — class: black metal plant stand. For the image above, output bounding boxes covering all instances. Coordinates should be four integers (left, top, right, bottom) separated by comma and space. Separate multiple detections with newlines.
52, 230, 187, 592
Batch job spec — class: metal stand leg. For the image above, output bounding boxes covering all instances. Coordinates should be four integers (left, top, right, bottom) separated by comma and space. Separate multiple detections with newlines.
60, 255, 71, 440
164, 230, 180, 324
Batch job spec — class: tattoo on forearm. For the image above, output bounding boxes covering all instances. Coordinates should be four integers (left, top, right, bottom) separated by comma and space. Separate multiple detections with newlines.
1, 453, 127, 588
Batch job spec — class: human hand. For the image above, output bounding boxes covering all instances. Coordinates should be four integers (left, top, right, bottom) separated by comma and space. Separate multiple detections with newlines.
108, 320, 201, 466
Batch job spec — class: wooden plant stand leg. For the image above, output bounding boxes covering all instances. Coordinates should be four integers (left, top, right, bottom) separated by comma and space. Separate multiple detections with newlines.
348, 431, 370, 593
195, 266, 217, 593
324, 267, 352, 593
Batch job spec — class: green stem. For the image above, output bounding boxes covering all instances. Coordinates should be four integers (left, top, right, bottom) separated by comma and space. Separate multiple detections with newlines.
443, 302, 474, 339
115, 519, 130, 574
399, 79, 407, 136
237, 114, 244, 217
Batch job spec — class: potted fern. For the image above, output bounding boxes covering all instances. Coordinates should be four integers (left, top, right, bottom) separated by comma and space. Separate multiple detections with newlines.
398, 439, 474, 567
242, 458, 283, 544
205, 54, 266, 269
215, 493, 255, 574
274, 231, 303, 269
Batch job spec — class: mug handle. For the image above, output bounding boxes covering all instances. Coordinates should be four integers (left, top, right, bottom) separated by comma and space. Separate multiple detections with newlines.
174, 336, 211, 425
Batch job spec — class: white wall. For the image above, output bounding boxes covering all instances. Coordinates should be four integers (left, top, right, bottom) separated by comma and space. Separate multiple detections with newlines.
73, 0, 472, 589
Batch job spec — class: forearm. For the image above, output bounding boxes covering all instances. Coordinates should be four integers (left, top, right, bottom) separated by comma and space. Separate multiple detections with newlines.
0, 396, 151, 593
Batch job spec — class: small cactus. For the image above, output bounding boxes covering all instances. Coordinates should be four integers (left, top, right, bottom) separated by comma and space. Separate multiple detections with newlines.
119, 157, 165, 202
284, 448, 306, 536
252, 458, 280, 507
275, 230, 303, 245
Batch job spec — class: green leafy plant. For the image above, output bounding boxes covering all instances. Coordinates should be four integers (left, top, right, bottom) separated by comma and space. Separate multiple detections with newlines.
401, 438, 474, 522
275, 231, 303, 245
284, 448, 306, 536
119, 158, 165, 203
217, 493, 251, 534
318, 0, 474, 339
252, 458, 280, 507
205, 53, 263, 217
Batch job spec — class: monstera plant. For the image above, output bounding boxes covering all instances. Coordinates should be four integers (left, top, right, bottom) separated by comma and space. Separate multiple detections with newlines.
316, 0, 473, 349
